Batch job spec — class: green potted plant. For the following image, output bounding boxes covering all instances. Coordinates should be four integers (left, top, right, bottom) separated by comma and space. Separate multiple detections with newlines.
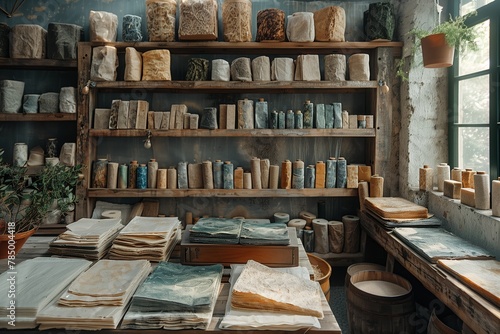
397, 11, 479, 79
0, 148, 83, 257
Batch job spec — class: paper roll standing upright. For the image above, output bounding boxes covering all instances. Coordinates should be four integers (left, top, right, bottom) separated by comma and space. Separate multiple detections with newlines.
107, 162, 119, 189
202, 160, 214, 189
342, 215, 360, 253
492, 179, 500, 217
474, 171, 490, 210
281, 160, 292, 189
437, 162, 450, 192
250, 157, 262, 189
370, 174, 384, 197
292, 159, 305, 189
147, 158, 158, 188
269, 165, 279, 189
260, 158, 270, 189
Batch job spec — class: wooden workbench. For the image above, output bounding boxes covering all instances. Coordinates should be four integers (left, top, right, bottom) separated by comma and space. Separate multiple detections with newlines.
360, 211, 500, 334
0, 236, 341, 334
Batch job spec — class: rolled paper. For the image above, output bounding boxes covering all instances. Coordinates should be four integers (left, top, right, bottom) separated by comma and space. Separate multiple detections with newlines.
299, 211, 316, 227
278, 111, 286, 129
178, 0, 218, 41
10, 24, 47, 59
288, 218, 306, 233
213, 160, 223, 189
269, 165, 280, 189
148, 158, 159, 188
303, 229, 315, 252
292, 159, 305, 189
314, 6, 346, 42
274, 212, 290, 224
324, 54, 346, 81
286, 109, 295, 129
461, 188, 475, 207
250, 157, 262, 189
365, 115, 374, 128
222, 0, 252, 42
13, 143, 28, 167
305, 165, 316, 188
315, 104, 326, 129
128, 160, 138, 188
125, 47, 142, 81
325, 104, 334, 128
271, 57, 294, 81
136, 164, 148, 189
419, 164, 434, 191
89, 10, 118, 42
231, 57, 252, 82
462, 168, 475, 188
370, 174, 384, 197
303, 100, 314, 128
333, 103, 342, 128
0, 23, 10, 58
0, 80, 25, 113
326, 157, 337, 188
202, 160, 214, 189
211, 59, 230, 81
294, 110, 303, 129
200, 107, 218, 129
474, 171, 490, 210
312, 218, 329, 254
226, 104, 236, 129
342, 215, 360, 253
260, 158, 270, 189
492, 180, 500, 217
59, 87, 76, 114
90, 46, 118, 81
223, 161, 234, 189
269, 110, 278, 129
142, 49, 171, 80
443, 180, 461, 199
243, 172, 252, 189
349, 53, 370, 81
234, 167, 244, 189
451, 167, 462, 182
255, 98, 268, 129
92, 159, 108, 188
188, 163, 203, 189
358, 181, 369, 211
336, 157, 347, 188
23, 94, 40, 114
186, 58, 209, 81
167, 167, 177, 189
315, 161, 326, 188
281, 160, 292, 189
118, 164, 128, 189
328, 220, 344, 253
255, 8, 286, 42
47, 23, 82, 60
237, 98, 254, 129
286, 12, 315, 42
437, 162, 451, 192
107, 162, 119, 189
122, 14, 142, 42
177, 161, 188, 189
146, 0, 177, 42
251, 56, 271, 81
347, 164, 359, 188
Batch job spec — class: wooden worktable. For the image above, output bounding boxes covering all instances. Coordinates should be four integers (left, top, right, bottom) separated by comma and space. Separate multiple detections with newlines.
0, 236, 341, 334
360, 211, 500, 334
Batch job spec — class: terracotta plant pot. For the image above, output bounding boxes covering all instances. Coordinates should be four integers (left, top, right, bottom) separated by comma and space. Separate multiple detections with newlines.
0, 228, 36, 259
421, 33, 455, 68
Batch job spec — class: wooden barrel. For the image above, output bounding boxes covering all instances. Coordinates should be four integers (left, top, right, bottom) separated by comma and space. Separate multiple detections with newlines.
345, 262, 386, 287
307, 253, 332, 301
347, 270, 415, 334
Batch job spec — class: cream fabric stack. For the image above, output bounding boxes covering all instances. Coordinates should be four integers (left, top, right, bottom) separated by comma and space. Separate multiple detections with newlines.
108, 216, 181, 261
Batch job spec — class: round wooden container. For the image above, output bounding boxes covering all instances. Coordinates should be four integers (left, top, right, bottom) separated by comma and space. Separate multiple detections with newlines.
344, 262, 386, 288
307, 253, 332, 301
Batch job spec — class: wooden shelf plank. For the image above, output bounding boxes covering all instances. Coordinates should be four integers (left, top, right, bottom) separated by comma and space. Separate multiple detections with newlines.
89, 128, 376, 138
0, 113, 77, 121
87, 188, 358, 198
0, 57, 77, 69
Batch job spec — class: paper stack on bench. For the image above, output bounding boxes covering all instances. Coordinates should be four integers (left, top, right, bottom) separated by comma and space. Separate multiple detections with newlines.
189, 217, 242, 244
37, 259, 151, 330
108, 216, 181, 261
0, 257, 92, 329
239, 222, 290, 245
121, 262, 223, 330
49, 218, 123, 260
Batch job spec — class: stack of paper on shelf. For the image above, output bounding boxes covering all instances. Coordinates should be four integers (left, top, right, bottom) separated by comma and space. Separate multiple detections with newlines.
188, 217, 242, 244
48, 218, 123, 260
0, 257, 92, 329
36, 259, 151, 330
220, 261, 321, 330
239, 222, 290, 245
108, 216, 181, 261
121, 262, 223, 330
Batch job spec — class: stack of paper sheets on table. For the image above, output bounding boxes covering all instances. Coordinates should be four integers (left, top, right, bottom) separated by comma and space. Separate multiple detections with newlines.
189, 217, 242, 244
121, 262, 223, 329
48, 218, 123, 260
239, 222, 290, 245
108, 216, 181, 261
0, 257, 92, 329
36, 259, 151, 330
220, 260, 323, 330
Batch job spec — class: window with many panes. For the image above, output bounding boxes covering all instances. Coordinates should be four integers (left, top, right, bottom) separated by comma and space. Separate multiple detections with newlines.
449, 0, 499, 178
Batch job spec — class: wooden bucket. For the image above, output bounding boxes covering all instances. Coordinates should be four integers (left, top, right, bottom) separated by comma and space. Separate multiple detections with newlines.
427, 309, 461, 334
307, 253, 332, 301
347, 270, 415, 334
345, 262, 386, 287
